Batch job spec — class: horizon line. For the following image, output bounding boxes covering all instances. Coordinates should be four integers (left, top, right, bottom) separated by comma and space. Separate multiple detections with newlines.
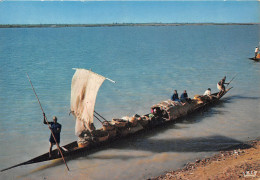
1, 0, 259, 1
0, 22, 259, 28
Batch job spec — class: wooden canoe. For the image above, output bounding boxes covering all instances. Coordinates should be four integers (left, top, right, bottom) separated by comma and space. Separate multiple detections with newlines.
0, 88, 232, 172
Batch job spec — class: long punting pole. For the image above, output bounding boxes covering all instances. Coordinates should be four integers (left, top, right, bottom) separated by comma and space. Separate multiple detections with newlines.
26, 73, 70, 171
227, 74, 237, 88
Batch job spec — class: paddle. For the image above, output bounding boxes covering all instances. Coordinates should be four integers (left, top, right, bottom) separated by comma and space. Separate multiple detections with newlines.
26, 73, 70, 171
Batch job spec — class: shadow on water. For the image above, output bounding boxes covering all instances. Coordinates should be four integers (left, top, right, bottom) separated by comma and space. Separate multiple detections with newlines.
16, 96, 252, 173
110, 135, 250, 154
223, 95, 260, 102
85, 154, 150, 160
18, 134, 252, 177
72, 134, 252, 162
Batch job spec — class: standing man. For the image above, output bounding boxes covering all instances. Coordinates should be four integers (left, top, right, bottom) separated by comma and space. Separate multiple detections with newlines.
43, 113, 62, 158
217, 76, 228, 97
255, 46, 259, 58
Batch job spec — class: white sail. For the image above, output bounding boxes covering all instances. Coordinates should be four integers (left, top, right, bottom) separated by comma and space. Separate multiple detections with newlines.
70, 69, 106, 136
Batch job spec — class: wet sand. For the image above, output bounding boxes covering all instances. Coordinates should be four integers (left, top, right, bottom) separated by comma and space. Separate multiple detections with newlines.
151, 139, 260, 180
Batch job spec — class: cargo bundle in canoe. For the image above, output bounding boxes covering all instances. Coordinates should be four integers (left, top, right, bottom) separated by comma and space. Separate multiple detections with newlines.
1, 69, 232, 172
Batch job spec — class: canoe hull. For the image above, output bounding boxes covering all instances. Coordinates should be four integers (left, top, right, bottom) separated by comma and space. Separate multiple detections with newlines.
1, 89, 232, 172
249, 57, 260, 61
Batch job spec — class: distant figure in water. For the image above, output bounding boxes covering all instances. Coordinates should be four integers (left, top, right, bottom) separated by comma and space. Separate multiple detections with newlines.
204, 88, 211, 96
217, 76, 228, 97
171, 90, 180, 102
180, 90, 189, 102
43, 114, 62, 158
255, 46, 259, 58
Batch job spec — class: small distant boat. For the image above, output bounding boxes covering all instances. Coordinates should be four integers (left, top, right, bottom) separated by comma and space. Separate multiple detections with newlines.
1, 69, 233, 172
250, 44, 260, 61
249, 57, 260, 61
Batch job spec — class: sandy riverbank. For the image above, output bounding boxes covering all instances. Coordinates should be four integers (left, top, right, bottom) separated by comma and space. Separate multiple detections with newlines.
150, 139, 260, 180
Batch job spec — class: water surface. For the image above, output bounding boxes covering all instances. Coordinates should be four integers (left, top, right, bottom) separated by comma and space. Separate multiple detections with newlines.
0, 25, 259, 179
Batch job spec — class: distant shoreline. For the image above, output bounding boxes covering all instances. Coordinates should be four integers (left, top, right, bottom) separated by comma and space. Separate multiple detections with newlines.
0, 23, 259, 28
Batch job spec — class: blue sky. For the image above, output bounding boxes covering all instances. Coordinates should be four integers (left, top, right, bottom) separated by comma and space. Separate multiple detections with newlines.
0, 1, 259, 24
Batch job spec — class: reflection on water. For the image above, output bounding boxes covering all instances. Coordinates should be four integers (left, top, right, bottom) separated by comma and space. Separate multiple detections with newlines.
16, 159, 64, 179
226, 95, 260, 101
